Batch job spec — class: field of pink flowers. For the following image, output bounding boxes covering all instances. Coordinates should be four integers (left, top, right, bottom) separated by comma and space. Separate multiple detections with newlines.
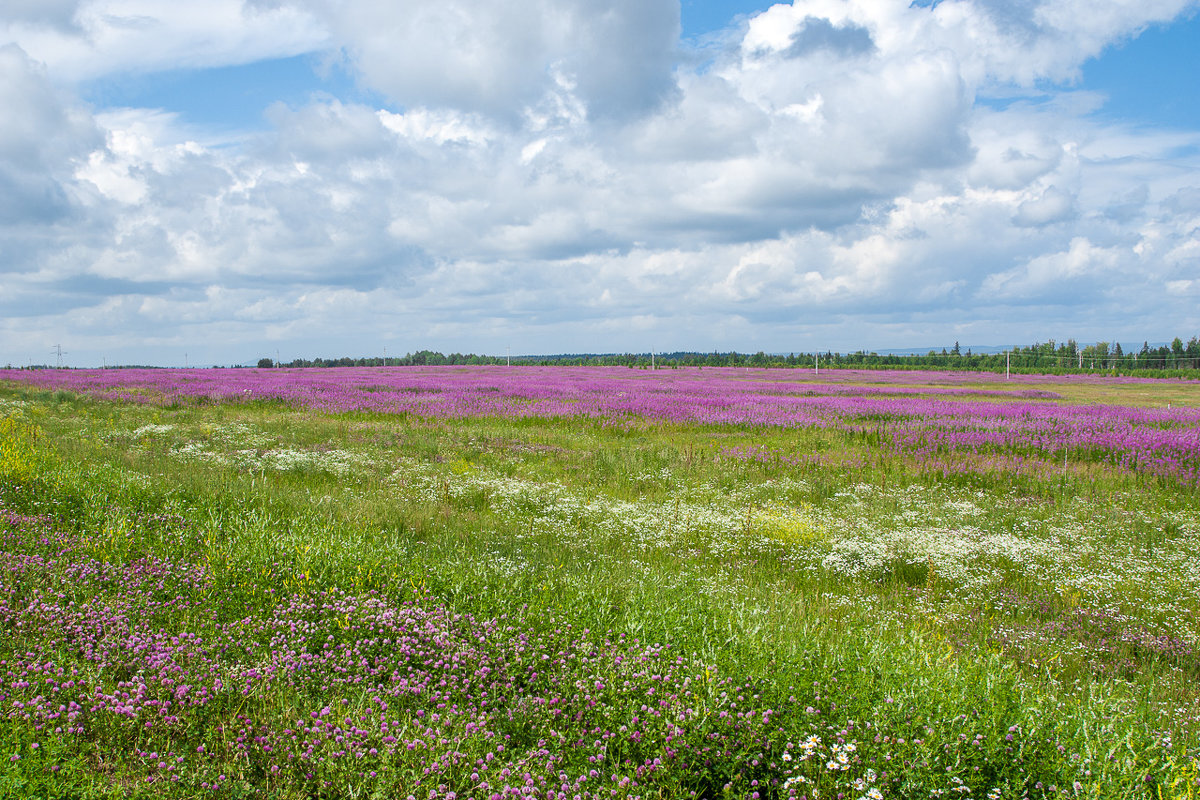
7, 366, 1199, 486
0, 506, 1147, 799
0, 510, 802, 797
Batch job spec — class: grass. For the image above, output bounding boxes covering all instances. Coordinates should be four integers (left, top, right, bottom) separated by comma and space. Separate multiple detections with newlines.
0, 376, 1197, 798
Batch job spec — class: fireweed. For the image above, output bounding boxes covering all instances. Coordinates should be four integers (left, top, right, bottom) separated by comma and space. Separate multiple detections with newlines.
5, 366, 1199, 486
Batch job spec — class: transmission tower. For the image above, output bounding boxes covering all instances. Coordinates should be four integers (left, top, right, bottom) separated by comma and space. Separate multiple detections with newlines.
51, 344, 67, 368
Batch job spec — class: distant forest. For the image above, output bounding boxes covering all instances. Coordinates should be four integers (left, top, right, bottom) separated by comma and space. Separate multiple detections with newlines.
15, 336, 1199, 376
249, 336, 1200, 377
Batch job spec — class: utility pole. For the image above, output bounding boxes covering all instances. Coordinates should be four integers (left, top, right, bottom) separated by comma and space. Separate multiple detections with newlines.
506, 346, 511, 367
815, 351, 819, 376
1005, 350, 1010, 380
651, 351, 655, 370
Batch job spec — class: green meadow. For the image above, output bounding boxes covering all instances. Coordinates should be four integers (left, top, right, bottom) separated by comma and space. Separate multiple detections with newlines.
0, 374, 1197, 799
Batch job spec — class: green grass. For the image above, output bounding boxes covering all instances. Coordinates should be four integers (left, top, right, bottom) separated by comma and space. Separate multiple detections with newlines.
0, 383, 1197, 798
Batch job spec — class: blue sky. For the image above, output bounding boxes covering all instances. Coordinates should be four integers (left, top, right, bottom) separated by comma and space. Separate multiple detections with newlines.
2, 0, 1199, 366
79, 55, 364, 136
1078, 11, 1200, 130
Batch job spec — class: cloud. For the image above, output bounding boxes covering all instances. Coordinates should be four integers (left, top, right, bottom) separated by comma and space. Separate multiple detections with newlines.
1, 0, 82, 32
1013, 185, 1076, 226
967, 113, 1065, 190
979, 237, 1123, 300
0, 44, 101, 233
0, 45, 99, 173
286, 0, 680, 122
781, 16, 875, 58
1, 0, 328, 81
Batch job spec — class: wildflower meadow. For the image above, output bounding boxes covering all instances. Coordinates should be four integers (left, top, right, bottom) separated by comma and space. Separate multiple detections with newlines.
0, 365, 1197, 799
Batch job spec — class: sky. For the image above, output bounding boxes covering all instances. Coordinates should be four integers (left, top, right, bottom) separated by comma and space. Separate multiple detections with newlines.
1, 0, 1199, 367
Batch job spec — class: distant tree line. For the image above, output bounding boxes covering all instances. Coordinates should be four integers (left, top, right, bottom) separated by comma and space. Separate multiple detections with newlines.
13, 337, 1198, 375
259, 351, 504, 369
247, 335, 1200, 377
